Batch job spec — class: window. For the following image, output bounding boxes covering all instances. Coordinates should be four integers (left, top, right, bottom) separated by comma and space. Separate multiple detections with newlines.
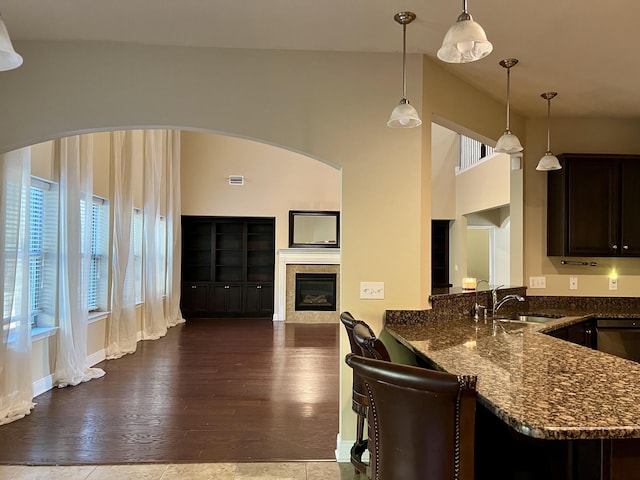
86, 196, 109, 312
29, 178, 58, 327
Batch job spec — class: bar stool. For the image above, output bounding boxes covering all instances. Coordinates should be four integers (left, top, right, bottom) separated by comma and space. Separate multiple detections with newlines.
339, 311, 377, 475
346, 353, 477, 480
352, 322, 391, 361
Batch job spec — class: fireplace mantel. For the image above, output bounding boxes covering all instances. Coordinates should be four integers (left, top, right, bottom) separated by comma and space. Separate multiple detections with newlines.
275, 248, 341, 321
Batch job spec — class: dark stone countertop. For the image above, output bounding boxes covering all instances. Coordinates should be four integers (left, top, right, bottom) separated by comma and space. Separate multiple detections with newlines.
385, 306, 640, 440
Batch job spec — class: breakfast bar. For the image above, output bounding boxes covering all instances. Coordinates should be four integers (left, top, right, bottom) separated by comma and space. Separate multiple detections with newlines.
385, 296, 640, 480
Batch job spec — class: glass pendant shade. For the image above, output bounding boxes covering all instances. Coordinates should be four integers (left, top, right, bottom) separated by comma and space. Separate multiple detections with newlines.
388, 99, 422, 128
0, 17, 22, 71
495, 131, 523, 154
437, 2, 492, 64
536, 152, 561, 171
536, 91, 562, 171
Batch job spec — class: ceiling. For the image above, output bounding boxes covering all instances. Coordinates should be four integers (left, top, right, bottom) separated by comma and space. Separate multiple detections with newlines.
3, 0, 639, 119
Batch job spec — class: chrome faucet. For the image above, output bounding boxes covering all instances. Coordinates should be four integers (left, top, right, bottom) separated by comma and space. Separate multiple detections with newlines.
491, 285, 525, 317
473, 279, 490, 321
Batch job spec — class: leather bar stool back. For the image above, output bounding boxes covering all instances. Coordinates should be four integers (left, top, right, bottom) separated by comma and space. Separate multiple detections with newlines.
339, 311, 377, 474
352, 322, 391, 361
346, 354, 478, 480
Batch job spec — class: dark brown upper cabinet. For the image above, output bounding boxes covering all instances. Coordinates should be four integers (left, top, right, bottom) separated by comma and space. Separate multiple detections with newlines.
548, 154, 640, 257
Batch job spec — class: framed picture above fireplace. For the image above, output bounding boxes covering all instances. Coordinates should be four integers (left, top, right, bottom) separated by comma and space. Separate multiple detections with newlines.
289, 210, 340, 248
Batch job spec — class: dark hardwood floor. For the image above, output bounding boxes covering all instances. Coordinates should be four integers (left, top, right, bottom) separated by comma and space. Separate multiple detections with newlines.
0, 318, 340, 465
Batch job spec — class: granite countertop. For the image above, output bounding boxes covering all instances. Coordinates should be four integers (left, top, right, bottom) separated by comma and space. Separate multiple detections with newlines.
386, 312, 640, 441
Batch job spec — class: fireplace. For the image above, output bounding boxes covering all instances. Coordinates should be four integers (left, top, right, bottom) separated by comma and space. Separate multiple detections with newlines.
295, 273, 337, 311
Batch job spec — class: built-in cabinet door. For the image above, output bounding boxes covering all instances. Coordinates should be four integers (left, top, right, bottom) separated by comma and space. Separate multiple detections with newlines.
181, 282, 210, 314
243, 283, 274, 315
211, 284, 243, 314
565, 157, 619, 257
621, 160, 640, 256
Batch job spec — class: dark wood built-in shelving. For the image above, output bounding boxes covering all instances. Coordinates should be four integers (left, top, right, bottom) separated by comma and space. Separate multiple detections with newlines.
181, 216, 275, 318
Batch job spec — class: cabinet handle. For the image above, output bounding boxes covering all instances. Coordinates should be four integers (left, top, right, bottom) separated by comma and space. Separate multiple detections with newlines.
225, 285, 230, 289
623, 245, 629, 250
612, 244, 618, 250
257, 285, 262, 289
192, 285, 197, 289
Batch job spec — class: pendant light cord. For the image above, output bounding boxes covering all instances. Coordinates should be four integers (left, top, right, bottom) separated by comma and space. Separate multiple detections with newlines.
402, 22, 407, 99
546, 98, 551, 152
505, 67, 511, 131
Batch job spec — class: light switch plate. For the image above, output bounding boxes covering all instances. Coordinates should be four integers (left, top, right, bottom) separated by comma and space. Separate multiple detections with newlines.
569, 277, 578, 290
529, 276, 546, 289
609, 277, 618, 290
360, 282, 384, 299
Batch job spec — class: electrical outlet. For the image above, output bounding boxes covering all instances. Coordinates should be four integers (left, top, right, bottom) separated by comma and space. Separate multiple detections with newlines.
360, 282, 385, 299
529, 276, 546, 289
569, 277, 578, 290
609, 277, 618, 291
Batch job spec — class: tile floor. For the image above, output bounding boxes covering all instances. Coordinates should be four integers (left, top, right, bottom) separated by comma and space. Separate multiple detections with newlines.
0, 462, 361, 480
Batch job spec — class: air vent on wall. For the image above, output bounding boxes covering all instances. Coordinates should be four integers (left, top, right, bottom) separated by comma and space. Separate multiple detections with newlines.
228, 175, 244, 186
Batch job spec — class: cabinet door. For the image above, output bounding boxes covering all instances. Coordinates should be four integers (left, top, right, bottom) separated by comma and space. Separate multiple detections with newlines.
243, 283, 274, 316
621, 160, 640, 256
181, 282, 210, 315
212, 284, 242, 314
565, 158, 620, 256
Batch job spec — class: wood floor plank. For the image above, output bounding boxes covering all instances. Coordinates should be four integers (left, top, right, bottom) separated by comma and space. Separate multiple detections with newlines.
0, 318, 340, 465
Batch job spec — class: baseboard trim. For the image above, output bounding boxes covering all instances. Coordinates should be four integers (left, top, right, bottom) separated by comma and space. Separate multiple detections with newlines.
335, 433, 369, 464
33, 374, 54, 397
87, 348, 106, 367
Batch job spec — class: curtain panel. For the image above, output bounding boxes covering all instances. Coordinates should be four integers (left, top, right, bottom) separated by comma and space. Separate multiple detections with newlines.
0, 148, 34, 425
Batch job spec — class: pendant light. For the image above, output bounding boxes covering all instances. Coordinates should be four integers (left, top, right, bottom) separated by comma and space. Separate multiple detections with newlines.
437, 0, 493, 64
387, 11, 422, 128
494, 59, 523, 154
0, 15, 22, 71
536, 92, 562, 171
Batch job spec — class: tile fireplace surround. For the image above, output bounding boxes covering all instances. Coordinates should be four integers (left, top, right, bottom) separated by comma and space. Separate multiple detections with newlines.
276, 248, 341, 323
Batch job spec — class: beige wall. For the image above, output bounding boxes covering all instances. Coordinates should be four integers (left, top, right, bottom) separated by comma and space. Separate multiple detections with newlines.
180, 131, 340, 243
431, 123, 458, 219
467, 228, 491, 280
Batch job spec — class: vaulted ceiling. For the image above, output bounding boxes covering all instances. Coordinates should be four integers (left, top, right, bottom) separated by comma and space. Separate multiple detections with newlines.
4, 1, 638, 119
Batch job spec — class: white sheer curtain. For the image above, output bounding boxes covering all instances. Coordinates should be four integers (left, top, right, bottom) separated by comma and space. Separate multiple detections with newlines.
141, 130, 167, 340
106, 131, 138, 359
0, 148, 34, 425
54, 135, 105, 387
165, 131, 184, 327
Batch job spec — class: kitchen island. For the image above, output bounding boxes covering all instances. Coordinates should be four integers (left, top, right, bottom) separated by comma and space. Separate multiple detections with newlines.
385, 302, 640, 480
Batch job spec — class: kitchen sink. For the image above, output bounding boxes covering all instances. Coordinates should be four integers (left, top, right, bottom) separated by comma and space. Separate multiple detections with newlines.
495, 314, 559, 325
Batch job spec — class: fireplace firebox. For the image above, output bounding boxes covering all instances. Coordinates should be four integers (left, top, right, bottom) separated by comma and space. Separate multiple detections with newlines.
295, 273, 337, 311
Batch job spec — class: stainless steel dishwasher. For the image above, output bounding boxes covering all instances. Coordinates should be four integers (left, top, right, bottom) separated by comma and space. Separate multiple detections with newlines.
596, 318, 640, 363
